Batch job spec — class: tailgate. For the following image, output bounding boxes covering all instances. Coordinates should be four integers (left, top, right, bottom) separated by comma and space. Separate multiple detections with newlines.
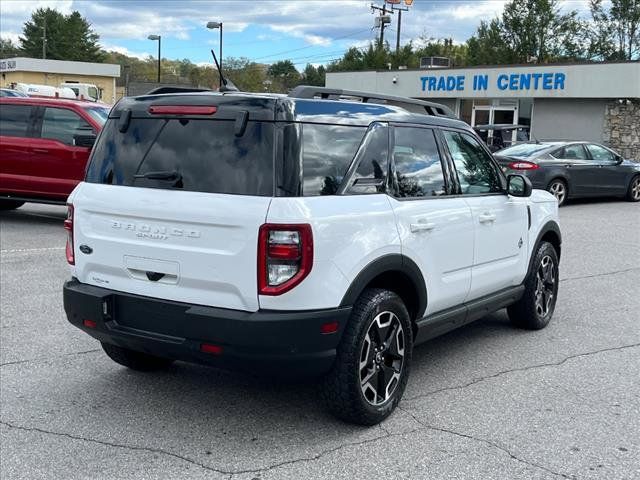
71, 183, 270, 312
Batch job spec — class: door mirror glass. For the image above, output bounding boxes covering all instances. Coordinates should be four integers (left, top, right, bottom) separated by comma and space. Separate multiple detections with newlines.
507, 174, 532, 197
73, 133, 96, 148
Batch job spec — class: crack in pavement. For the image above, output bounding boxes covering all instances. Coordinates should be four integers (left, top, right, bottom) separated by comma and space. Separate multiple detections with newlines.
396, 406, 575, 479
404, 342, 640, 402
3, 344, 637, 477
0, 419, 422, 477
559, 266, 640, 282
0, 349, 100, 368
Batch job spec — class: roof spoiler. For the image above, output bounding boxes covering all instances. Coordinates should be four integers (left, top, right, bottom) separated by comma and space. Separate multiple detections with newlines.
288, 86, 456, 119
145, 87, 213, 95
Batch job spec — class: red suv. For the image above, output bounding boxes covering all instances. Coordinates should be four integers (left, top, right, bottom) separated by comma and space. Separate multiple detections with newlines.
0, 97, 109, 209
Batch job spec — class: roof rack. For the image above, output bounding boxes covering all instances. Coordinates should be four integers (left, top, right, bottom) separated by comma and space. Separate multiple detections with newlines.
145, 86, 214, 95
288, 85, 456, 119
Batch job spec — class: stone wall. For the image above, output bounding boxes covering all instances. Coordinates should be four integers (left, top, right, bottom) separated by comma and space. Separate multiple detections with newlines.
602, 100, 640, 161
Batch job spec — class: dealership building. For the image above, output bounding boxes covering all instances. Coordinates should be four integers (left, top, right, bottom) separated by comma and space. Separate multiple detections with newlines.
0, 57, 121, 104
326, 61, 640, 159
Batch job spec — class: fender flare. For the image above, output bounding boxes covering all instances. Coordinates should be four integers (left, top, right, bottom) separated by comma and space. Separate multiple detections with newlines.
527, 220, 562, 277
339, 254, 428, 318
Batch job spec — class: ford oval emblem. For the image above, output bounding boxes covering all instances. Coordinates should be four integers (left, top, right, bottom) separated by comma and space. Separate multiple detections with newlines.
79, 244, 93, 255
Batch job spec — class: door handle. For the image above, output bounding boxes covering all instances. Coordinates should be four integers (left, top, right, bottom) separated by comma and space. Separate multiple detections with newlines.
410, 222, 436, 233
478, 213, 496, 224
33, 148, 50, 154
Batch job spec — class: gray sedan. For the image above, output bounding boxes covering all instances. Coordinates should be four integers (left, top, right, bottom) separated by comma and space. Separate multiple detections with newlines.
495, 142, 640, 206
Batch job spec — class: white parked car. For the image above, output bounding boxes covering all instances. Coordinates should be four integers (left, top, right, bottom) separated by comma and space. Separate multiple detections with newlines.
63, 86, 562, 425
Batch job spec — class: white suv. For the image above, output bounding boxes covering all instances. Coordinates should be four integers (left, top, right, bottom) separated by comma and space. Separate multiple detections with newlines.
63, 86, 561, 425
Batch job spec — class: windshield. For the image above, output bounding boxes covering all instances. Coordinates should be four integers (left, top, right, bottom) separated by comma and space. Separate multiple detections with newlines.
84, 107, 110, 126
497, 143, 553, 158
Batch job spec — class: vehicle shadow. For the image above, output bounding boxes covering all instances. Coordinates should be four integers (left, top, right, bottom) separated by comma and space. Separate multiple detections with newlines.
0, 205, 66, 225
65, 311, 518, 435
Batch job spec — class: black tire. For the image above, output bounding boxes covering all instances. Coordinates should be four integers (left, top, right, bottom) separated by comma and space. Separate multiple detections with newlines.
322, 288, 413, 425
101, 342, 174, 371
508, 241, 559, 330
547, 178, 568, 207
626, 175, 640, 202
0, 200, 25, 211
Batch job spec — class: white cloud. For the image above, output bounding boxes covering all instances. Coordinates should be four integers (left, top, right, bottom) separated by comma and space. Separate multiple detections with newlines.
100, 44, 151, 60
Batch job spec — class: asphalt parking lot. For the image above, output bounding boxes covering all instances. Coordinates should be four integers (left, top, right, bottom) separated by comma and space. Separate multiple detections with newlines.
1, 199, 639, 480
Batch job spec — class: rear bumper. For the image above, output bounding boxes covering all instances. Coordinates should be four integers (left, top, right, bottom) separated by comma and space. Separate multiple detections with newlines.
63, 279, 351, 376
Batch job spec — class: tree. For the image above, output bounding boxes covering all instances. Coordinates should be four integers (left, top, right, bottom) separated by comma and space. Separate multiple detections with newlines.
500, 0, 585, 63
267, 60, 300, 91
589, 0, 640, 60
302, 64, 325, 86
0, 38, 21, 59
467, 19, 511, 65
19, 8, 103, 62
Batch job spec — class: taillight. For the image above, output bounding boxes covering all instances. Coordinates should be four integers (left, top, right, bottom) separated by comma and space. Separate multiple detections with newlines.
258, 224, 313, 295
64, 204, 74, 265
508, 161, 539, 170
148, 105, 217, 115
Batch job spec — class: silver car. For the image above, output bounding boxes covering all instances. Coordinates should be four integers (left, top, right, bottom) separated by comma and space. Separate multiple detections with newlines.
495, 142, 640, 206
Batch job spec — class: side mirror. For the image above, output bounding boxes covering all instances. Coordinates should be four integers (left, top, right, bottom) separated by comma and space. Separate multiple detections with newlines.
73, 133, 96, 148
616, 155, 624, 165
507, 174, 532, 197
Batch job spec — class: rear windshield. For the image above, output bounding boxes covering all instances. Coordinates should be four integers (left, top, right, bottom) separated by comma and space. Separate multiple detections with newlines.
497, 143, 553, 158
86, 118, 274, 196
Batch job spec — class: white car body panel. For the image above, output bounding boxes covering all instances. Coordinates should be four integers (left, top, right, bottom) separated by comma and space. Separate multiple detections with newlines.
388, 196, 474, 316
69, 182, 271, 312
260, 195, 400, 311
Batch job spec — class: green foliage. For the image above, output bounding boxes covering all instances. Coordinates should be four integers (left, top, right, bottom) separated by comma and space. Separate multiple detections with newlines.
0, 38, 21, 59
302, 64, 326, 86
589, 0, 640, 60
19, 8, 104, 62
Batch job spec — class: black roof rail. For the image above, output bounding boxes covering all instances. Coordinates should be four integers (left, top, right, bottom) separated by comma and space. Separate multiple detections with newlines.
145, 86, 214, 95
288, 85, 456, 119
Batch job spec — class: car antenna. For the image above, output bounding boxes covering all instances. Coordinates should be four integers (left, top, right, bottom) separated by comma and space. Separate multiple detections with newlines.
211, 49, 238, 93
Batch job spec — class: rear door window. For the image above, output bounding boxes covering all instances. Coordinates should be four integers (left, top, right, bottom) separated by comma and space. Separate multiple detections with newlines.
41, 107, 94, 146
559, 144, 588, 160
392, 127, 447, 198
86, 118, 275, 196
0, 104, 33, 138
301, 124, 366, 196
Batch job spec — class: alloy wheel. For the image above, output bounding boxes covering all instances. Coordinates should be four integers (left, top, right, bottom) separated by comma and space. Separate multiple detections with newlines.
534, 255, 556, 317
549, 181, 566, 205
359, 311, 405, 406
632, 177, 640, 201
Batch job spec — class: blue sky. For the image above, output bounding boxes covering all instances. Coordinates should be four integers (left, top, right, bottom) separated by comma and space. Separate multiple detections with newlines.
1, 1, 591, 68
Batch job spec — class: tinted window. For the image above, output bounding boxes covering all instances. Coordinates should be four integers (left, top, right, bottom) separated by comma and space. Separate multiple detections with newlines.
302, 124, 365, 196
0, 104, 32, 137
392, 127, 446, 198
347, 123, 388, 195
497, 143, 552, 158
586, 144, 616, 163
41, 107, 93, 145
86, 119, 274, 196
559, 144, 588, 160
443, 131, 503, 194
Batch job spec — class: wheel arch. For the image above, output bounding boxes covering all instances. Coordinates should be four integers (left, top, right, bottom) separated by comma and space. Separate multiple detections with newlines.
339, 254, 427, 323
528, 220, 562, 276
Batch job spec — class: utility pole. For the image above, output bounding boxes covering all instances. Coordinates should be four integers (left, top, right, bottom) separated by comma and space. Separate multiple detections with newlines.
386, 0, 412, 55
371, 3, 392, 48
42, 19, 47, 59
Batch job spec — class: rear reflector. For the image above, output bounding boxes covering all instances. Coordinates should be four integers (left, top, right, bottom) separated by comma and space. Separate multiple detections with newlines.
200, 343, 223, 355
148, 105, 217, 115
508, 161, 539, 170
83, 319, 97, 329
64, 204, 74, 265
320, 321, 339, 334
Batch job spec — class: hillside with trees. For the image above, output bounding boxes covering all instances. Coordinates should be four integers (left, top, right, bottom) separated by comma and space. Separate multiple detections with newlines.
0, 0, 637, 93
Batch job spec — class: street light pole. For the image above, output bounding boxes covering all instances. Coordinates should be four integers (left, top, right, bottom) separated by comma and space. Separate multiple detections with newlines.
147, 34, 161, 83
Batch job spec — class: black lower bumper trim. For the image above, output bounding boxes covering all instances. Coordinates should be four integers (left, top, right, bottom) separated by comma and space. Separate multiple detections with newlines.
63, 279, 351, 376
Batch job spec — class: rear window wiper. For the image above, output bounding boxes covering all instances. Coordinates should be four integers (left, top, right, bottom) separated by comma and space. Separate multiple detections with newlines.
133, 170, 181, 181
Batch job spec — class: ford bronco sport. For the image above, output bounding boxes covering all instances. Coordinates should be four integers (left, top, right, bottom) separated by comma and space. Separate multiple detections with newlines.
63, 86, 561, 425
